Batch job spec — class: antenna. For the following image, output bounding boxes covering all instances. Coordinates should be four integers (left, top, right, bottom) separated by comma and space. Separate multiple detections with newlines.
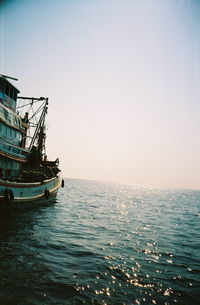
0, 74, 18, 81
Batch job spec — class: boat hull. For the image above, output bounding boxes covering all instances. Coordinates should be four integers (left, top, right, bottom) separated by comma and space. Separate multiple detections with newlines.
0, 176, 62, 203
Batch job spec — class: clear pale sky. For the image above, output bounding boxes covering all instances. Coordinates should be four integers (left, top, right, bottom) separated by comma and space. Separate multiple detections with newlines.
1, 0, 200, 189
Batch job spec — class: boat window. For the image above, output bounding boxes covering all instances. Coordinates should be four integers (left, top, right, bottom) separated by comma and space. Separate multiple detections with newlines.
13, 91, 17, 101
5, 84, 9, 96
0, 80, 4, 92
9, 88, 13, 99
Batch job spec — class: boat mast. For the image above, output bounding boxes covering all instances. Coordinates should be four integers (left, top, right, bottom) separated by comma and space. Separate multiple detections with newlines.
28, 98, 48, 151
17, 96, 48, 153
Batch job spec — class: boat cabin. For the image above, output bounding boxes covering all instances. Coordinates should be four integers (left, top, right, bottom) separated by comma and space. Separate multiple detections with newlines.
0, 76, 19, 111
0, 75, 27, 180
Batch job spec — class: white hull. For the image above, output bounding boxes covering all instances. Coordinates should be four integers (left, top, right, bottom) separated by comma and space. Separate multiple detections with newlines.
0, 176, 62, 203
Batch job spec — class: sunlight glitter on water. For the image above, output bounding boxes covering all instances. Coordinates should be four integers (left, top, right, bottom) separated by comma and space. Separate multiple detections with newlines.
0, 179, 200, 304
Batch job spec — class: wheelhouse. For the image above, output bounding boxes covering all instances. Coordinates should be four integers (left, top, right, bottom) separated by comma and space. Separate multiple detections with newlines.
0, 75, 26, 179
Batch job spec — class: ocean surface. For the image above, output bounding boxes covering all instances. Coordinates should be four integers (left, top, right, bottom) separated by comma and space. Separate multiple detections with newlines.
0, 178, 199, 305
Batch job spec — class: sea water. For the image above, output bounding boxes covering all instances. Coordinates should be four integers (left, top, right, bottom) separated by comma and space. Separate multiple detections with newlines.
0, 178, 199, 305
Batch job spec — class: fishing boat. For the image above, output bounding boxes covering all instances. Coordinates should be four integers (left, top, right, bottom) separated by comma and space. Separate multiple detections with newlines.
0, 74, 63, 203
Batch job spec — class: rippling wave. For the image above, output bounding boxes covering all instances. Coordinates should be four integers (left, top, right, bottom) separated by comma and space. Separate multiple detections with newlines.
0, 179, 200, 304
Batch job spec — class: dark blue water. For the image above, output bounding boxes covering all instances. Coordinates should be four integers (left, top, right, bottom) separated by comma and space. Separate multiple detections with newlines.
0, 178, 200, 305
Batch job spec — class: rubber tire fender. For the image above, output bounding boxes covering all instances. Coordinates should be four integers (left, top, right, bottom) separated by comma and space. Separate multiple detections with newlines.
4, 189, 14, 202
44, 189, 50, 199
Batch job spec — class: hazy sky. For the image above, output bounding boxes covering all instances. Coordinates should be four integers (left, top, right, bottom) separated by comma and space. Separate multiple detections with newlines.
1, 0, 200, 189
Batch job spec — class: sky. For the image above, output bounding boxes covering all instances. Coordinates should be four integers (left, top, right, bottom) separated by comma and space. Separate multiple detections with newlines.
0, 0, 200, 189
